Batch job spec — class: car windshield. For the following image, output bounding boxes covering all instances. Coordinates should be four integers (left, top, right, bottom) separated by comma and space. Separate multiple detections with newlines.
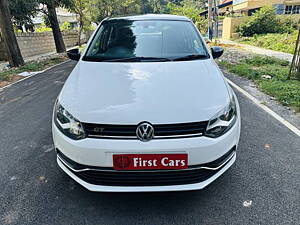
83, 19, 209, 62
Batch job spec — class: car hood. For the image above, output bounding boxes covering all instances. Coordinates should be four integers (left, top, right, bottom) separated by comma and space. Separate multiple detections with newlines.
59, 59, 230, 124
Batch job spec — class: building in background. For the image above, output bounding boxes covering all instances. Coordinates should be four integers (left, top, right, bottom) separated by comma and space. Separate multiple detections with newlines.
32, 7, 78, 29
56, 8, 78, 29
232, 0, 300, 15
218, 0, 234, 15
200, 0, 233, 17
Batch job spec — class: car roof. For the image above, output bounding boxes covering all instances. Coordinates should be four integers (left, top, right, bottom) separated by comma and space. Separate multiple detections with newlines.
106, 14, 191, 22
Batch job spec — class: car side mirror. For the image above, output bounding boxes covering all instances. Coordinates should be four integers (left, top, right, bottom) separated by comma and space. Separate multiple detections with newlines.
67, 48, 81, 61
211, 46, 224, 59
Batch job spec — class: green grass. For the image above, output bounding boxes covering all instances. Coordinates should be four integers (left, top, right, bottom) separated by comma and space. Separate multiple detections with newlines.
79, 44, 87, 52
0, 56, 67, 82
219, 56, 300, 112
235, 31, 298, 54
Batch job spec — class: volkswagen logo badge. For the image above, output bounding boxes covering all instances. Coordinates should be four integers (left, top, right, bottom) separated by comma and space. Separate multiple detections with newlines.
136, 122, 154, 142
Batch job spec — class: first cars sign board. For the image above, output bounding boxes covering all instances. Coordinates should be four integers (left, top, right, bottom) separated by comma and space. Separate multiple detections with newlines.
113, 154, 188, 170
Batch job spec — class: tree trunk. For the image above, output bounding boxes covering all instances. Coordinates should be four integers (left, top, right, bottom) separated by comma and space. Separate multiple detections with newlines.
0, 0, 24, 67
208, 0, 213, 40
140, 0, 146, 14
46, 1, 66, 53
78, 20, 83, 47
77, 0, 83, 47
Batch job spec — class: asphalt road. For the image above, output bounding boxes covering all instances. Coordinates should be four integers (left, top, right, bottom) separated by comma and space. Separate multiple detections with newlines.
0, 61, 299, 225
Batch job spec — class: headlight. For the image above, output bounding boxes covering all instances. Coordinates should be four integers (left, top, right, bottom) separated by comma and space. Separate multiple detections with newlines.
205, 96, 237, 138
54, 101, 86, 140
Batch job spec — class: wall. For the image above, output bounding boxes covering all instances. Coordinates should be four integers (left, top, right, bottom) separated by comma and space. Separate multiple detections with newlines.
233, 0, 285, 11
284, 0, 300, 5
222, 14, 300, 40
232, 0, 300, 12
222, 17, 250, 39
17, 31, 79, 58
0, 31, 81, 61
233, 0, 247, 5
279, 14, 300, 23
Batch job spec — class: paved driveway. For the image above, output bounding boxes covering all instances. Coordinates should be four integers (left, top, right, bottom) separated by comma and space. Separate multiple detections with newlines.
0, 61, 299, 225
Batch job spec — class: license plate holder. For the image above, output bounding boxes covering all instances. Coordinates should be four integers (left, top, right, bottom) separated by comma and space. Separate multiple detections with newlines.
113, 154, 188, 170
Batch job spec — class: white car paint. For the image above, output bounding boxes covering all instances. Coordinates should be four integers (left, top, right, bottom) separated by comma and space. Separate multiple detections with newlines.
52, 14, 241, 192
57, 153, 236, 192
58, 60, 230, 124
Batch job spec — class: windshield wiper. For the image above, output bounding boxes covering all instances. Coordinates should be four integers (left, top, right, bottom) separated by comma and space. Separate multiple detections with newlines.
172, 54, 209, 61
103, 57, 172, 62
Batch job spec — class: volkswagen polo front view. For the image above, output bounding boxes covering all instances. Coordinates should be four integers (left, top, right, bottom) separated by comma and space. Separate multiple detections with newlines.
52, 14, 241, 192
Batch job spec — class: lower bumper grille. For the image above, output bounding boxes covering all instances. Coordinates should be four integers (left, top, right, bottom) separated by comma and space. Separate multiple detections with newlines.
57, 146, 235, 187
76, 168, 217, 186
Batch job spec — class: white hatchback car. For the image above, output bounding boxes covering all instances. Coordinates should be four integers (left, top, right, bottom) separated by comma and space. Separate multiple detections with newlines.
52, 14, 241, 192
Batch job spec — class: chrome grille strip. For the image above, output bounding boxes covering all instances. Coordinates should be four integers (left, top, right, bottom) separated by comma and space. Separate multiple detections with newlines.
87, 133, 204, 140
57, 151, 236, 173
82, 121, 208, 140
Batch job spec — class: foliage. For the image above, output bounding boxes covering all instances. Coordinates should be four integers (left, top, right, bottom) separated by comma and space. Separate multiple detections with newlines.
237, 6, 283, 37
150, 0, 164, 13
38, 0, 74, 10
166, 1, 207, 33
10, 0, 75, 24
278, 16, 300, 33
115, 0, 141, 17
140, 0, 169, 14
37, 0, 75, 30
260, 80, 300, 111
74, 0, 207, 32
8, 0, 39, 26
219, 56, 300, 112
69, 0, 91, 30
35, 23, 52, 32
84, 0, 204, 24
140, 0, 153, 13
60, 21, 72, 30
178, 0, 206, 9
68, 0, 91, 46
35, 21, 76, 32
8, 0, 76, 29
86, 0, 142, 24
236, 31, 298, 54
0, 56, 67, 82
79, 44, 86, 52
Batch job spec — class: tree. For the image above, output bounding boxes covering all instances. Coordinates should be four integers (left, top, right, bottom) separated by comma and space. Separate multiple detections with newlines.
140, 0, 167, 14
167, 1, 207, 33
85, 0, 111, 24
70, 0, 89, 46
179, 0, 206, 9
39, 0, 74, 53
0, 0, 24, 67
140, 0, 151, 13
237, 6, 282, 37
46, 1, 66, 52
8, 0, 39, 31
149, 0, 164, 13
87, 0, 141, 24
117, 0, 141, 16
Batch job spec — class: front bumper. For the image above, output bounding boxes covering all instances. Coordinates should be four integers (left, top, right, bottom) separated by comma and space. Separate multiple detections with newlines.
57, 149, 236, 192
52, 115, 240, 192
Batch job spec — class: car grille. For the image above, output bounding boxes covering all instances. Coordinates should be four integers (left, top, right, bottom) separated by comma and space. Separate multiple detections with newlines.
82, 121, 208, 140
76, 169, 217, 186
57, 146, 235, 187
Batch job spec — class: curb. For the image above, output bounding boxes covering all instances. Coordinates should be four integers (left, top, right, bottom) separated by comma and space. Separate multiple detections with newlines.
0, 60, 71, 92
226, 78, 300, 137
